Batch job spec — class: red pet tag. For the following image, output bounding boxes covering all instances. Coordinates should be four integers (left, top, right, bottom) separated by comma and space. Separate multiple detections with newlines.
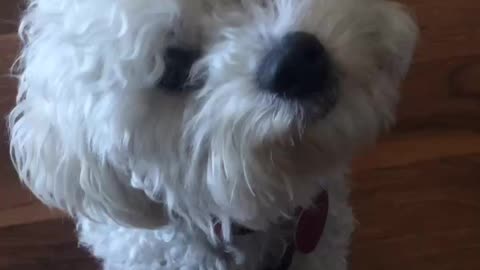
294, 191, 329, 254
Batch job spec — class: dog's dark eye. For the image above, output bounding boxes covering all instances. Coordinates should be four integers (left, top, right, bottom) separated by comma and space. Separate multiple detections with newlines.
157, 47, 203, 92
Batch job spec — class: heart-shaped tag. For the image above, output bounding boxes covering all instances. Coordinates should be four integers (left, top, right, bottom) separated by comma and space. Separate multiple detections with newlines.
294, 191, 329, 254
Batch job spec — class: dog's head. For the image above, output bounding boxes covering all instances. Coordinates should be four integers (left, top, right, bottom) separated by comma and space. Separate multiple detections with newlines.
10, 0, 417, 232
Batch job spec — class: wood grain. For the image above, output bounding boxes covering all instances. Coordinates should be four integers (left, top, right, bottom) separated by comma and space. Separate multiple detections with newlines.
0, 0, 22, 35
351, 155, 480, 270
0, 220, 99, 270
0, 0, 479, 269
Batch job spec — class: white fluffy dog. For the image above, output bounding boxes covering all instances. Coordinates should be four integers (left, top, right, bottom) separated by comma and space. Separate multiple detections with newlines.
9, 0, 417, 269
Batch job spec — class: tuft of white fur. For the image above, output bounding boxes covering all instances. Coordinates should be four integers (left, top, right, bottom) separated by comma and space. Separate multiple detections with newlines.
9, 0, 417, 269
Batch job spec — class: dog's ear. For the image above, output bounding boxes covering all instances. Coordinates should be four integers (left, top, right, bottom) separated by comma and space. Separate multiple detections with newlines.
7, 0, 176, 228
372, 1, 418, 82
366, 1, 418, 127
9, 101, 166, 228
338, 1, 418, 129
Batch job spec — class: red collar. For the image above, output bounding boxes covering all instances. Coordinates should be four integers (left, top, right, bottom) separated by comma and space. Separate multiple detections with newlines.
215, 191, 329, 269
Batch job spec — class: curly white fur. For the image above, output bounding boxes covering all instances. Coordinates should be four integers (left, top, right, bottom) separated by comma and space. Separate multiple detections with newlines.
9, 0, 417, 269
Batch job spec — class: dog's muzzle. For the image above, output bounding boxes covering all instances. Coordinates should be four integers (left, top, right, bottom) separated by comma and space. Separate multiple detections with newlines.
256, 32, 337, 104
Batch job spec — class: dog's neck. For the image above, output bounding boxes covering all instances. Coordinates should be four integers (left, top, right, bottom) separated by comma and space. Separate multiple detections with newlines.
213, 191, 329, 270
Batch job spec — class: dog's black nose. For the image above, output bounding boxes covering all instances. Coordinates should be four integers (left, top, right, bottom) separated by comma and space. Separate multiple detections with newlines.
256, 32, 331, 99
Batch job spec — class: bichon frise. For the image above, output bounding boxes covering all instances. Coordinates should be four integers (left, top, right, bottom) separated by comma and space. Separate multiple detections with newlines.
9, 0, 417, 269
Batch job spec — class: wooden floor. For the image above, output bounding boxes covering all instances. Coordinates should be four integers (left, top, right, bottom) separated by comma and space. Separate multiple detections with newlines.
1, 1, 479, 269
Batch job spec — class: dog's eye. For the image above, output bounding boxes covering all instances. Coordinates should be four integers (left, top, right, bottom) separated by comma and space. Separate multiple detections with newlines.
157, 47, 203, 92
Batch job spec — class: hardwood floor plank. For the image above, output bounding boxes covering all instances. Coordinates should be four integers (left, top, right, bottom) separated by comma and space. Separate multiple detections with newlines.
351, 155, 480, 270
0, 34, 19, 104
354, 130, 480, 171
0, 220, 99, 270
0, 199, 64, 228
400, 0, 480, 62
0, 0, 23, 35
397, 54, 480, 132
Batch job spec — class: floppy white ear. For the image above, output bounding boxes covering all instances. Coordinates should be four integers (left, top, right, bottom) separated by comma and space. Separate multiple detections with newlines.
366, 1, 418, 128
8, 0, 178, 228
373, 1, 418, 81
9, 98, 167, 228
